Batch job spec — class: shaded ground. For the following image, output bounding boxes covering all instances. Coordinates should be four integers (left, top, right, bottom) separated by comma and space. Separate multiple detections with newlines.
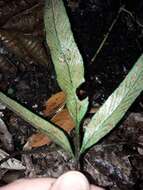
0, 0, 143, 189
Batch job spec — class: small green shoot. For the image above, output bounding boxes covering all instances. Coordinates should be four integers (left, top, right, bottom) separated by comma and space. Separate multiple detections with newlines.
44, 0, 89, 161
0, 0, 143, 169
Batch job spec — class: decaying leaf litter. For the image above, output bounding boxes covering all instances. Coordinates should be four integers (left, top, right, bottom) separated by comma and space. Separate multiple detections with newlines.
1, 1, 142, 189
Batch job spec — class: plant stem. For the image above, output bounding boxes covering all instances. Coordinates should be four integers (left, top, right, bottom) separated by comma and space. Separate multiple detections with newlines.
91, 7, 122, 63
74, 126, 81, 170
91, 5, 143, 64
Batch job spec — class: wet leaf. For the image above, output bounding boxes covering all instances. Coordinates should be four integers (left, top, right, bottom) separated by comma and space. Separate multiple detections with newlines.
0, 92, 74, 157
0, 54, 17, 74
18, 35, 49, 65
44, 0, 89, 131
27, 109, 75, 148
2, 4, 43, 34
0, 30, 49, 66
0, 148, 25, 170
0, 0, 39, 26
0, 30, 26, 59
85, 147, 134, 189
43, 91, 66, 117
81, 55, 143, 153
0, 119, 14, 151
0, 169, 7, 181
26, 133, 51, 148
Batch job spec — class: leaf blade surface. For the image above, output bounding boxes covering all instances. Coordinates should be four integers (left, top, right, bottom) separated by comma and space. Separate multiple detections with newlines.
0, 92, 73, 157
81, 55, 143, 153
44, 0, 88, 130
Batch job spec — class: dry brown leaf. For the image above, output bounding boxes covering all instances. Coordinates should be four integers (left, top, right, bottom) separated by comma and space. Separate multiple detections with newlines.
51, 109, 75, 132
2, 4, 43, 34
43, 91, 66, 117
0, 54, 17, 74
0, 30, 26, 59
0, 30, 49, 66
27, 108, 75, 148
0, 0, 39, 26
26, 133, 51, 148
18, 35, 49, 66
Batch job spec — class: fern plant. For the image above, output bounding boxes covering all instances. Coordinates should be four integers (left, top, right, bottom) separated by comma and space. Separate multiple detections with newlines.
0, 0, 143, 168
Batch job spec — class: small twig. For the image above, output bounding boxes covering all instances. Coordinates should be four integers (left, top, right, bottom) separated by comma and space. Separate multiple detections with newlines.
91, 7, 122, 63
120, 7, 134, 18
121, 7, 143, 28
91, 5, 143, 64
118, 7, 143, 52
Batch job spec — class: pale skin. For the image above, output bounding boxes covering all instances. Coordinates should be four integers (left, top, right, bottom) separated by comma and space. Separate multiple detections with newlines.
0, 171, 104, 190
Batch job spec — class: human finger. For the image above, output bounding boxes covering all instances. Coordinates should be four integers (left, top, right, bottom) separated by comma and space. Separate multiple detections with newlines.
51, 171, 90, 190
0, 178, 55, 190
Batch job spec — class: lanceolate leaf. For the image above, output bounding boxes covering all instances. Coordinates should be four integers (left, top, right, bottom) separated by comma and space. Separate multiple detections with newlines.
0, 92, 74, 157
27, 108, 75, 148
81, 55, 143, 154
44, 0, 88, 131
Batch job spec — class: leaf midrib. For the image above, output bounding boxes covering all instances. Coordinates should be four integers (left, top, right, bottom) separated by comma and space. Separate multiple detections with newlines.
51, 0, 73, 88
82, 65, 142, 150
51, 0, 79, 124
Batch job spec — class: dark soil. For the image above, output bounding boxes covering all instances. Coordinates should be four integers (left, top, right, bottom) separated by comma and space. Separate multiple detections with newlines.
0, 0, 143, 190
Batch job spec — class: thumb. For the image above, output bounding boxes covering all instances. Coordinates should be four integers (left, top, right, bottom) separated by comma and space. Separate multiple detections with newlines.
51, 171, 90, 190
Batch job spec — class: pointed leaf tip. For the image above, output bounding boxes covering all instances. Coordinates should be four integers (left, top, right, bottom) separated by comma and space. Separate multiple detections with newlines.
81, 55, 143, 154
44, 0, 89, 131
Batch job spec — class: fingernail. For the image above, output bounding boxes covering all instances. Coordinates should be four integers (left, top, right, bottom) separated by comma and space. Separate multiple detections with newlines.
51, 171, 90, 190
